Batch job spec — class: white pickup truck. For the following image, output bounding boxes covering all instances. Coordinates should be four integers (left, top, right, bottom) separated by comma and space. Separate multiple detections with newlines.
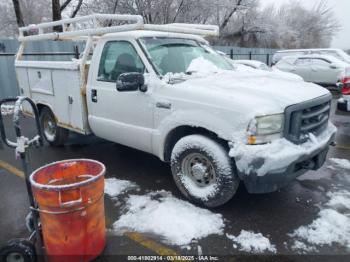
15, 14, 336, 207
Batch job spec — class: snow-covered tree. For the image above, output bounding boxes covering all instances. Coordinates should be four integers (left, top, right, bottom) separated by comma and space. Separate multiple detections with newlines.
225, 0, 340, 48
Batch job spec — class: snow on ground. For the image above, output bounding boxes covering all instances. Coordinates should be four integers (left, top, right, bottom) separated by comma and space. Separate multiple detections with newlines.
329, 158, 350, 170
289, 190, 350, 252
113, 190, 224, 246
226, 230, 276, 253
104, 178, 139, 198
1, 105, 14, 116
291, 240, 317, 253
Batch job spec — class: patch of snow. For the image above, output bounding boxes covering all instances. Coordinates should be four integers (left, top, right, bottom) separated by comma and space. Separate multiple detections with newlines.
326, 190, 350, 211
186, 57, 220, 75
113, 191, 224, 246
329, 158, 350, 170
1, 105, 14, 116
229, 123, 336, 176
104, 178, 138, 198
290, 209, 350, 249
226, 230, 277, 253
289, 190, 350, 251
291, 240, 317, 253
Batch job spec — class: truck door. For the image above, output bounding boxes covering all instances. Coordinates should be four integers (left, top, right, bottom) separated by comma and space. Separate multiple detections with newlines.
87, 40, 154, 153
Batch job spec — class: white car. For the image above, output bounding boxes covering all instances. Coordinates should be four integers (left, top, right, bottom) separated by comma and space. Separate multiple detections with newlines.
275, 55, 350, 87
233, 60, 303, 81
15, 14, 336, 207
272, 48, 350, 65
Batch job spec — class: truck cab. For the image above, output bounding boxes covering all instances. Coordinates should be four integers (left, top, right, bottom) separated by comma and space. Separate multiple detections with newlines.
15, 15, 337, 207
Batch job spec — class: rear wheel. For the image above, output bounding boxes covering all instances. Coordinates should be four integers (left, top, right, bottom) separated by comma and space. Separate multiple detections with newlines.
0, 239, 36, 262
170, 134, 240, 208
39, 107, 68, 146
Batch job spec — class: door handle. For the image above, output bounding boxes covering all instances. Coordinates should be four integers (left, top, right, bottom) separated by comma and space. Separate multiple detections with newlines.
91, 89, 97, 103
156, 101, 171, 109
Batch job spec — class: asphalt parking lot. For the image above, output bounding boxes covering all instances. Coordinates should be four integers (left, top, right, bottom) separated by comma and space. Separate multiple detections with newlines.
0, 96, 350, 261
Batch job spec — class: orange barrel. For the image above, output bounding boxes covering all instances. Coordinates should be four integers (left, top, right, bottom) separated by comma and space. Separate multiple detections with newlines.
30, 159, 106, 262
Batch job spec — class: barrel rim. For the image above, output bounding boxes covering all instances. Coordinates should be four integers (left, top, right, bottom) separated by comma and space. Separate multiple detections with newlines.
30, 159, 106, 191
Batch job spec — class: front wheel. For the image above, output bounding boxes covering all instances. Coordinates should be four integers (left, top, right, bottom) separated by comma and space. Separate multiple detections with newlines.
0, 239, 37, 262
171, 135, 240, 208
39, 107, 68, 146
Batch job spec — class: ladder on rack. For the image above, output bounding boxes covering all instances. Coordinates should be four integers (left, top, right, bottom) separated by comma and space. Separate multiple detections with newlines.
18, 14, 219, 42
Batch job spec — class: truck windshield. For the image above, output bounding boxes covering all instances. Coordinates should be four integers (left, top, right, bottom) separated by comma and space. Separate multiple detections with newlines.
139, 37, 234, 75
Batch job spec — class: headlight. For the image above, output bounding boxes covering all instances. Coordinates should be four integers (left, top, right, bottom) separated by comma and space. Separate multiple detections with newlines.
247, 113, 284, 145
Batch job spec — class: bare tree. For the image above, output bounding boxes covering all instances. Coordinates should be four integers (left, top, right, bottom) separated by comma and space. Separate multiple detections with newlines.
52, 0, 62, 31
70, 0, 84, 18
0, 0, 52, 36
220, 0, 340, 48
12, 0, 25, 28
52, 0, 85, 31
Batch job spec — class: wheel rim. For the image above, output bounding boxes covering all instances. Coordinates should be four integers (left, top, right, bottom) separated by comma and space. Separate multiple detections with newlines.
181, 152, 216, 187
6, 252, 25, 262
43, 113, 56, 141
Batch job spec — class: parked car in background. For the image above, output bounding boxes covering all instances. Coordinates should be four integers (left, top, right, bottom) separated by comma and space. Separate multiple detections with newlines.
233, 59, 303, 81
275, 55, 350, 88
337, 70, 350, 112
272, 48, 350, 65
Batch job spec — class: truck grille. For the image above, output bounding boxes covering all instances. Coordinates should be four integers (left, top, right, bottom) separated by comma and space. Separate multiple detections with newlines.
284, 94, 332, 144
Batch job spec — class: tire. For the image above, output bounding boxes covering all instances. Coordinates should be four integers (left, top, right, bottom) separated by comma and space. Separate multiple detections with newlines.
0, 239, 37, 262
171, 134, 239, 208
39, 107, 68, 146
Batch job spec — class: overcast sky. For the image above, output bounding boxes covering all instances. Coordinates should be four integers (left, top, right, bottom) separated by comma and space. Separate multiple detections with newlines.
260, 0, 350, 49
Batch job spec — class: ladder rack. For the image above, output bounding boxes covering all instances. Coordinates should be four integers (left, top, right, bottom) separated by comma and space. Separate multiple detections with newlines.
18, 14, 219, 42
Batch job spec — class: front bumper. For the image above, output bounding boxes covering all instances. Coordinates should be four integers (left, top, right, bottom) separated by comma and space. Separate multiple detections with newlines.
242, 136, 333, 193
230, 124, 337, 194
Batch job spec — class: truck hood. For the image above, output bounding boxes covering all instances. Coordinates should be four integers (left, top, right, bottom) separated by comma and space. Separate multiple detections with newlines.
173, 70, 330, 113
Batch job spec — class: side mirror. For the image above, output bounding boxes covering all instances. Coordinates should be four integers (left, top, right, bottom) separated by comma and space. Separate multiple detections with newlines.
116, 73, 147, 92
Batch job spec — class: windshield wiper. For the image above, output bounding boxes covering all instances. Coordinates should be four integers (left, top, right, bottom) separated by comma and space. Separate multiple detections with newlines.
163, 73, 189, 84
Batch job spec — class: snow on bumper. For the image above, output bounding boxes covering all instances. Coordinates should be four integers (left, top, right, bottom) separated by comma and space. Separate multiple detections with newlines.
229, 123, 337, 193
